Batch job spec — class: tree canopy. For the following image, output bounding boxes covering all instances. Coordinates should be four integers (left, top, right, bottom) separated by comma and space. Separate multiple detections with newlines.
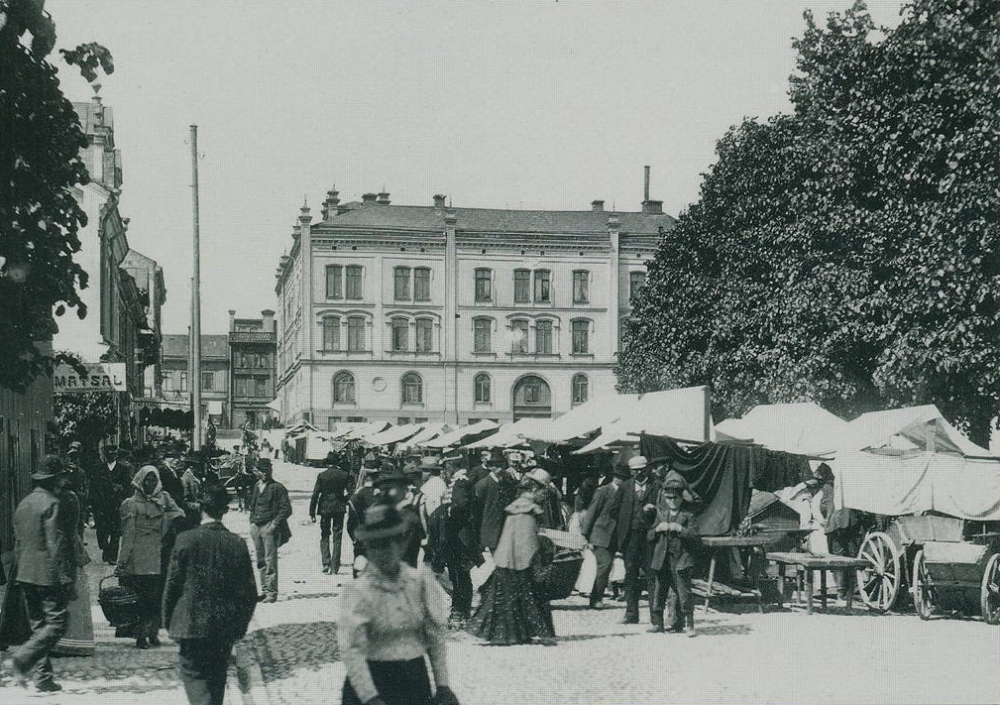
0, 0, 113, 392
616, 0, 1000, 445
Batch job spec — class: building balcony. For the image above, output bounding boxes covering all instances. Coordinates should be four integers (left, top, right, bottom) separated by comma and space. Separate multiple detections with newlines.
229, 331, 276, 344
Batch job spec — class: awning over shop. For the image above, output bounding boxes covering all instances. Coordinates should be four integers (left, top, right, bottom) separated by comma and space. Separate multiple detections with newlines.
464, 418, 551, 449
842, 404, 991, 456
421, 420, 499, 449
714, 402, 850, 457
397, 423, 452, 450
363, 424, 423, 446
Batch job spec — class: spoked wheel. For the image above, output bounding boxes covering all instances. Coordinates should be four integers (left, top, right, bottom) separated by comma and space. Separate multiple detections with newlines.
980, 553, 1000, 625
856, 531, 902, 613
911, 549, 935, 620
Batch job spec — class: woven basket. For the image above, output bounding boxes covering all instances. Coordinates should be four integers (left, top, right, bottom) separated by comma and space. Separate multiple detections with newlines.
533, 549, 584, 601
98, 575, 139, 627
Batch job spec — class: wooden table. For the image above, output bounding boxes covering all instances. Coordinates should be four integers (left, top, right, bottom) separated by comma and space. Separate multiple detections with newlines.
766, 552, 871, 614
700, 535, 787, 614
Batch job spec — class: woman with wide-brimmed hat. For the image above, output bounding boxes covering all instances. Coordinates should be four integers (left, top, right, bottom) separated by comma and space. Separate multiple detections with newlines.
339, 503, 459, 705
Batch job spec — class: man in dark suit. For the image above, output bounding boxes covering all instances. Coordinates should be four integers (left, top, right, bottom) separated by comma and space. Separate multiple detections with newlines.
581, 464, 628, 609
3, 456, 76, 694
473, 461, 516, 553
310, 456, 352, 574
90, 445, 133, 563
248, 458, 292, 603
163, 484, 257, 705
610, 455, 659, 624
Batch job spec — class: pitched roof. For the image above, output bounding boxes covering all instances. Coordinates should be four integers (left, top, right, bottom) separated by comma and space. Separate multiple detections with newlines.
161, 334, 229, 359
314, 203, 675, 236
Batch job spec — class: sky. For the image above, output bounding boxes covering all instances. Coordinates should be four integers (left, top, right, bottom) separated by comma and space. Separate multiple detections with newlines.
46, 0, 905, 335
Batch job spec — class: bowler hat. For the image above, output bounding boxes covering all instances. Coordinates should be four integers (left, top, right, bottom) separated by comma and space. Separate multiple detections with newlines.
613, 465, 631, 479
356, 503, 410, 542
372, 468, 408, 487
256, 457, 273, 472
33, 455, 66, 481
199, 483, 231, 515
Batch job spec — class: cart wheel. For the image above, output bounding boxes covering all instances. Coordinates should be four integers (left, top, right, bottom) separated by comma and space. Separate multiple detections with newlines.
856, 531, 901, 613
912, 549, 934, 620
981, 553, 1000, 625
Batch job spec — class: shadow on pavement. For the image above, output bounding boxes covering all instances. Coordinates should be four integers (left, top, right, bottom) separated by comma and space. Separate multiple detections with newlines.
246, 621, 340, 682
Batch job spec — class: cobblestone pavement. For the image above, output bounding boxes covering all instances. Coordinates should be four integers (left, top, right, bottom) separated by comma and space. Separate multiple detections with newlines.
239, 461, 1000, 705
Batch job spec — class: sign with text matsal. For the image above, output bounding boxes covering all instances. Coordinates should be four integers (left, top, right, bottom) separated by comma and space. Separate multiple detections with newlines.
53, 362, 128, 394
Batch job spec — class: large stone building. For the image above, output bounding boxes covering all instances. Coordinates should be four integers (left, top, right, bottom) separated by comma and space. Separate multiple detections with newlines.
274, 183, 674, 429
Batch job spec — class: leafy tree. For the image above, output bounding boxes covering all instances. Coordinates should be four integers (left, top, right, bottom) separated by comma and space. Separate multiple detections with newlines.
0, 0, 113, 392
617, 0, 1000, 445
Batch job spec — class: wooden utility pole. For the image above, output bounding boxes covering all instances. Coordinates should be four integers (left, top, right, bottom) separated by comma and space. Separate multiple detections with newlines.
190, 125, 202, 450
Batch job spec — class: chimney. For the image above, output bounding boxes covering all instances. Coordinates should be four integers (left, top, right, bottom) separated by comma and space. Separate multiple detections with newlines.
433, 194, 447, 208
591, 200, 604, 212
261, 309, 275, 333
377, 191, 391, 205
641, 165, 663, 214
228, 310, 236, 332
361, 193, 377, 205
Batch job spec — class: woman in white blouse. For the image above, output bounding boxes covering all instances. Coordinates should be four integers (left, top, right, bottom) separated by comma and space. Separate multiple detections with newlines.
339, 503, 460, 705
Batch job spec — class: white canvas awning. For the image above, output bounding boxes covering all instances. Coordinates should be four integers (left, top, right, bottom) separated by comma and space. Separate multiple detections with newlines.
714, 402, 850, 457
842, 405, 990, 456
421, 420, 499, 449
464, 418, 551, 449
363, 424, 423, 447
397, 423, 452, 450
338, 421, 392, 442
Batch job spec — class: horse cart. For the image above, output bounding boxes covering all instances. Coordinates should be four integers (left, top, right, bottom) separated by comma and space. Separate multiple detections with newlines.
856, 514, 1000, 623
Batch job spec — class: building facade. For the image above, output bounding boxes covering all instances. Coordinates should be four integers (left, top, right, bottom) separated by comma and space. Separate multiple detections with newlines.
274, 187, 673, 429
228, 310, 278, 429
123, 249, 167, 402
160, 334, 230, 425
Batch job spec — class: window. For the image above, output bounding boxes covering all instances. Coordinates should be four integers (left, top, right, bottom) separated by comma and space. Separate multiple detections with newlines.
474, 373, 491, 403
572, 374, 589, 404
162, 370, 173, 391
255, 378, 267, 397
535, 320, 553, 354
391, 317, 409, 352
394, 267, 411, 300
398, 417, 412, 425
334, 372, 355, 402
322, 316, 340, 351
402, 372, 423, 404
629, 271, 647, 301
475, 268, 492, 302
347, 316, 365, 351
235, 377, 248, 396
573, 270, 589, 304
415, 318, 433, 352
347, 416, 367, 423
414, 417, 429, 423
511, 319, 529, 353
514, 269, 531, 303
523, 377, 541, 403
326, 265, 343, 299
180, 371, 188, 392
473, 318, 492, 353
572, 320, 590, 354
534, 270, 551, 303
346, 265, 363, 299
201, 372, 214, 390
414, 267, 430, 301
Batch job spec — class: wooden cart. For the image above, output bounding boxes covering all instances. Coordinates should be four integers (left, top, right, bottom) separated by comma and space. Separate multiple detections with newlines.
855, 514, 1000, 623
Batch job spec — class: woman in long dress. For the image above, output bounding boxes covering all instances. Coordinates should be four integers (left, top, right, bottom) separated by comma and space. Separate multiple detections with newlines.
468, 481, 555, 645
52, 489, 94, 656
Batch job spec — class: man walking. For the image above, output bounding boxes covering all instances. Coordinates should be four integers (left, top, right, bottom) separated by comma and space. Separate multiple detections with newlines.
3, 456, 76, 694
473, 458, 515, 554
164, 484, 258, 705
581, 464, 627, 609
610, 456, 659, 624
309, 456, 352, 575
249, 458, 292, 602
90, 445, 132, 563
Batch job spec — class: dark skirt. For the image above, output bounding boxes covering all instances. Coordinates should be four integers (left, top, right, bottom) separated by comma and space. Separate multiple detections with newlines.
468, 567, 555, 645
341, 657, 433, 705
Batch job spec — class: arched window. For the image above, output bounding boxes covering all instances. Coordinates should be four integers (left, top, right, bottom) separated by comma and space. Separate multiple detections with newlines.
474, 373, 491, 403
333, 371, 355, 403
572, 374, 589, 405
402, 372, 423, 404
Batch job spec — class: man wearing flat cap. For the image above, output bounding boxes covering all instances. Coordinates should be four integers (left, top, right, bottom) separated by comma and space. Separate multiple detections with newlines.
609, 455, 659, 624
3, 456, 76, 694
248, 458, 292, 602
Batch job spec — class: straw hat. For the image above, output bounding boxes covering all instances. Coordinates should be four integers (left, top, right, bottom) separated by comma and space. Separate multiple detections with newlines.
627, 456, 649, 471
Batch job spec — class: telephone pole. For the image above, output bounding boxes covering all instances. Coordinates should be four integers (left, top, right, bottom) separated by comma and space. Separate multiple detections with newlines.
190, 125, 202, 450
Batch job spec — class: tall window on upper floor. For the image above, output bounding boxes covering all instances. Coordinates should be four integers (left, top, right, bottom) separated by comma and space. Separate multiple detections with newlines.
475, 268, 492, 302
347, 316, 365, 351
346, 265, 363, 299
333, 371, 355, 403
414, 267, 431, 301
534, 269, 551, 303
394, 266, 411, 300
201, 372, 214, 390
473, 318, 492, 353
511, 319, 529, 353
536, 320, 553, 354
474, 373, 491, 403
629, 271, 647, 302
573, 270, 590, 304
391, 317, 409, 352
255, 378, 267, 397
322, 315, 340, 351
402, 372, 423, 404
180, 371, 188, 392
326, 265, 343, 299
572, 374, 589, 404
415, 318, 433, 353
572, 320, 590, 354
514, 269, 531, 303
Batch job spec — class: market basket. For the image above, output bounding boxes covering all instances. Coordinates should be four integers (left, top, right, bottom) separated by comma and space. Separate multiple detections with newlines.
98, 574, 139, 627
533, 548, 584, 601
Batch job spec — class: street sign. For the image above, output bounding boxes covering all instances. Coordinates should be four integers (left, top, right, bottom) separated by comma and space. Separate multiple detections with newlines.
53, 362, 128, 394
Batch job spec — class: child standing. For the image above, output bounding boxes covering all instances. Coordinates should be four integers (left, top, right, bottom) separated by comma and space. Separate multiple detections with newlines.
646, 470, 699, 636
